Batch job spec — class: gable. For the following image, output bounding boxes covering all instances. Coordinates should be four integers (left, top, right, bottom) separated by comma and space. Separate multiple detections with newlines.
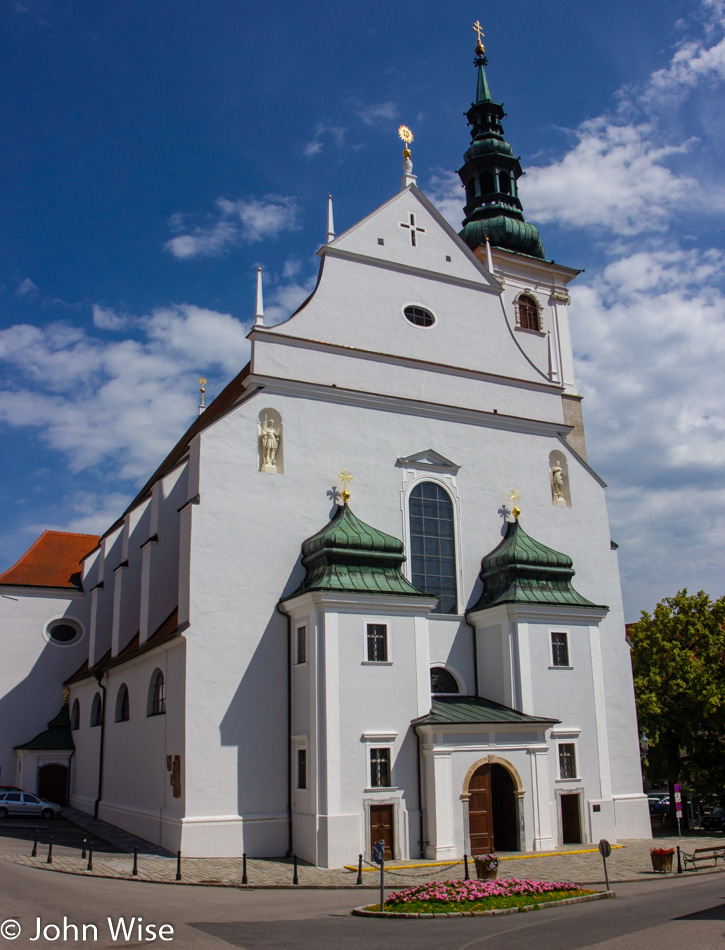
397, 449, 461, 473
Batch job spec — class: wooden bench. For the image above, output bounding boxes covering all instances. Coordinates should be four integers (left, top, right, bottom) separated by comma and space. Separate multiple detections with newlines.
681, 846, 725, 870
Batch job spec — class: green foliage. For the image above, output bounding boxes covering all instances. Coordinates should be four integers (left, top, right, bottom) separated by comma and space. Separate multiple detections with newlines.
630, 589, 725, 800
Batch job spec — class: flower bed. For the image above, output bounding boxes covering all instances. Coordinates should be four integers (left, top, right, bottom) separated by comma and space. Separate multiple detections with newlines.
369, 878, 594, 914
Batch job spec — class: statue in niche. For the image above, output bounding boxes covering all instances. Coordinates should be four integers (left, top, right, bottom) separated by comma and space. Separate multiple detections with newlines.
258, 415, 281, 473
550, 460, 567, 506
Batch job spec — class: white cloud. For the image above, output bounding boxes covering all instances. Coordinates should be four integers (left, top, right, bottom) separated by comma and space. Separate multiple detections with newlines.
0, 305, 250, 480
165, 195, 300, 259
357, 101, 398, 126
16, 278, 38, 298
302, 122, 346, 158
92, 304, 133, 330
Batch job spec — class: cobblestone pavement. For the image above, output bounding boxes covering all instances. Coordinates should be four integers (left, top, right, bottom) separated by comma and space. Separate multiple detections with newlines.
3, 822, 725, 888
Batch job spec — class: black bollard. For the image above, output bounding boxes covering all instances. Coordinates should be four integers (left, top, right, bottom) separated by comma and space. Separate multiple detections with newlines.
87, 841, 93, 872
293, 854, 299, 885
46, 835, 53, 865
242, 852, 248, 885
356, 853, 363, 886
677, 845, 683, 874
464, 853, 470, 881
176, 850, 182, 881
81, 837, 87, 860
31, 829, 39, 858
132, 848, 138, 876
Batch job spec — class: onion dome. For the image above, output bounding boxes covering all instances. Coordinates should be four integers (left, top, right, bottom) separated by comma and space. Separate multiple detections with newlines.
457, 40, 545, 259
468, 519, 606, 612
287, 503, 430, 599
14, 703, 74, 751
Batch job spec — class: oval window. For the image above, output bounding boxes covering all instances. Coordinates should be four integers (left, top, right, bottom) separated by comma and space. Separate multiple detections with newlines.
45, 619, 82, 646
403, 305, 435, 328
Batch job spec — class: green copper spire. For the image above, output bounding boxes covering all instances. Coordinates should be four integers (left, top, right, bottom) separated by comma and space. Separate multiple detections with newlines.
458, 31, 545, 259
286, 503, 429, 599
467, 519, 607, 612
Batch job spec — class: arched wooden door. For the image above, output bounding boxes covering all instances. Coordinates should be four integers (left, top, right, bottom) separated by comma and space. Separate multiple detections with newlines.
38, 764, 68, 805
468, 764, 494, 854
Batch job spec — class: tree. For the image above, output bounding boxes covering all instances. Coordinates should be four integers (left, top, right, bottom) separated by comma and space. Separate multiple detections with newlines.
629, 590, 725, 815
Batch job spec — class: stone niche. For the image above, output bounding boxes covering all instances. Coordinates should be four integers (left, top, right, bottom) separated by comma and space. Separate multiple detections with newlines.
549, 450, 570, 507
257, 409, 283, 474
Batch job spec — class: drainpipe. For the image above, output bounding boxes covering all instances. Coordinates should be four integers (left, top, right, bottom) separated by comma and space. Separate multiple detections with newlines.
415, 727, 426, 859
276, 602, 293, 857
466, 614, 480, 697
94, 672, 106, 819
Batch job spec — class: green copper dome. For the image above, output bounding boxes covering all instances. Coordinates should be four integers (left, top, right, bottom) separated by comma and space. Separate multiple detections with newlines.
457, 48, 545, 259
468, 520, 606, 612
286, 504, 429, 599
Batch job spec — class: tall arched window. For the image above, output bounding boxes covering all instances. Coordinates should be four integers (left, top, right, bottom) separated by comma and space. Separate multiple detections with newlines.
409, 482, 457, 614
115, 684, 130, 723
70, 698, 80, 730
147, 669, 166, 716
516, 293, 541, 331
90, 692, 103, 727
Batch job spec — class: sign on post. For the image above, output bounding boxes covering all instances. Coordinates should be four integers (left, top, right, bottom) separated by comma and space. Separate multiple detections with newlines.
373, 840, 385, 912
598, 838, 611, 891
674, 783, 683, 837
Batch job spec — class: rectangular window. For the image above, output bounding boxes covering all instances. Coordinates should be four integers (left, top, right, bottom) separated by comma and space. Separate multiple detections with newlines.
559, 743, 577, 779
366, 624, 388, 662
297, 749, 307, 789
551, 632, 569, 667
296, 626, 307, 665
370, 748, 391, 788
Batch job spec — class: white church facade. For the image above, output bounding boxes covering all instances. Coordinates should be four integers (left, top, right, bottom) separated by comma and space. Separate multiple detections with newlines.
0, 36, 651, 866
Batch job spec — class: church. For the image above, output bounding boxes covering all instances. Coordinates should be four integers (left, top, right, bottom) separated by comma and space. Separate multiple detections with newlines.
0, 28, 651, 867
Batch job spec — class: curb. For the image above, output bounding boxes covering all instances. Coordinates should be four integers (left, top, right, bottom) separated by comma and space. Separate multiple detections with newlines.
352, 890, 616, 917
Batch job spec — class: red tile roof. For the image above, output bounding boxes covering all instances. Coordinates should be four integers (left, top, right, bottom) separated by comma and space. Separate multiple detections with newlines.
0, 530, 100, 589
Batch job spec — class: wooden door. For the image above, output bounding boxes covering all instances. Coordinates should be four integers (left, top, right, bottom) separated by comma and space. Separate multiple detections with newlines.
561, 794, 581, 844
468, 764, 495, 854
370, 804, 394, 860
38, 764, 68, 805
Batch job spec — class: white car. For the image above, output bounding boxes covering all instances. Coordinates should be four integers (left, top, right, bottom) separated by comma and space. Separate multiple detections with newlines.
0, 791, 62, 819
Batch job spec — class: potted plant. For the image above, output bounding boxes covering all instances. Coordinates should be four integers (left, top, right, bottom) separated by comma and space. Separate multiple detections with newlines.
473, 853, 500, 880
650, 847, 674, 873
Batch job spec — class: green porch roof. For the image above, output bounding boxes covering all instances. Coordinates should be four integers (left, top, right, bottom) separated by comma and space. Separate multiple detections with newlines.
413, 695, 558, 727
14, 703, 74, 751
468, 519, 607, 612
285, 503, 432, 600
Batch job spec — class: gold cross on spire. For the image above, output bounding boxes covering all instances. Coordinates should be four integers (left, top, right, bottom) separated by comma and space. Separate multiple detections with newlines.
509, 488, 522, 521
338, 469, 353, 504
473, 19, 486, 53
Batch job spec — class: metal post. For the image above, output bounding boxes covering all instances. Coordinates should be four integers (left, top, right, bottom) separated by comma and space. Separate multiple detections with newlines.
601, 852, 609, 891
464, 853, 470, 881
46, 835, 53, 865
31, 829, 39, 858
242, 852, 247, 885
87, 841, 93, 871
677, 845, 683, 874
379, 855, 385, 913
175, 850, 182, 881
293, 854, 299, 885
356, 853, 363, 885
81, 837, 87, 860
132, 848, 138, 876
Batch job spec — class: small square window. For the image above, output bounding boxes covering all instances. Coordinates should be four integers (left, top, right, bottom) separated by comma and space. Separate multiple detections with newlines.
559, 743, 577, 779
445, 255, 451, 262
551, 632, 569, 667
377, 238, 385, 245
370, 748, 391, 788
366, 624, 388, 662
296, 626, 307, 665
297, 749, 307, 789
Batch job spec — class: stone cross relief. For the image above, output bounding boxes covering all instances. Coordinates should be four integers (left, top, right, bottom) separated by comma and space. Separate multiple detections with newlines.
399, 212, 426, 247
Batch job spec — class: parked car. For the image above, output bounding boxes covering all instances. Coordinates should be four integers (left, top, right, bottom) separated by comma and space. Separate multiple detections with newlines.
0, 791, 62, 819
702, 807, 725, 833
0, 786, 23, 792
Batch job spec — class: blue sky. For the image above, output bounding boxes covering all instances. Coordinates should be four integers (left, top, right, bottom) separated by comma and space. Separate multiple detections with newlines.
1, 0, 724, 620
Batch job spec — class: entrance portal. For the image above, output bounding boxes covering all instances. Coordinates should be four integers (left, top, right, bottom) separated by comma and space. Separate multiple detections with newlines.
560, 793, 582, 844
38, 764, 68, 805
370, 804, 394, 860
467, 763, 519, 853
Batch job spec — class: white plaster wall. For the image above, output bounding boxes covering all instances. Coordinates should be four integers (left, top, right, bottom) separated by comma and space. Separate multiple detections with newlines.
68, 679, 102, 811
147, 466, 185, 637
0, 589, 89, 788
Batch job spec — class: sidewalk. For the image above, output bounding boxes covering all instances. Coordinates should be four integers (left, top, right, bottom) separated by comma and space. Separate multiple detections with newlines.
4, 814, 725, 888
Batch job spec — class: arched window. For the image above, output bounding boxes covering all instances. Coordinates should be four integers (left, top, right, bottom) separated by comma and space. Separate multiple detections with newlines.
70, 698, 80, 730
516, 293, 541, 331
409, 482, 457, 614
430, 667, 460, 694
90, 692, 103, 727
147, 669, 166, 716
115, 684, 130, 723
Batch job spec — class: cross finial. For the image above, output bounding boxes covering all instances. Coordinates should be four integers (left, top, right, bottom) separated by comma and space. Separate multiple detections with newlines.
63, 688, 70, 704
198, 376, 207, 416
473, 19, 485, 54
398, 124, 414, 158
338, 469, 353, 504
509, 488, 522, 521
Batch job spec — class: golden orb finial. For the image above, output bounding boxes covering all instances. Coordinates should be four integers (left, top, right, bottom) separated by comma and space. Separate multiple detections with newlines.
473, 19, 486, 55
509, 488, 522, 521
339, 468, 353, 504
